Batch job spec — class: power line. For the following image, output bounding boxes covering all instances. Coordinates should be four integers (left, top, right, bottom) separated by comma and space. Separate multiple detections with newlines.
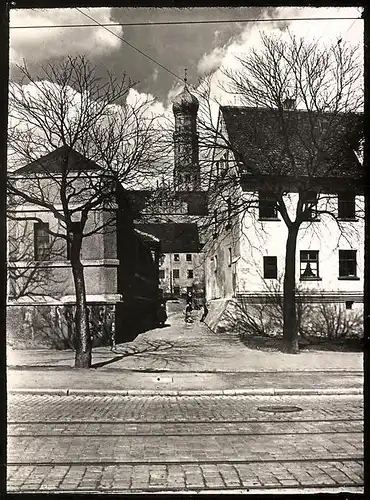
10, 16, 362, 29
74, 7, 183, 82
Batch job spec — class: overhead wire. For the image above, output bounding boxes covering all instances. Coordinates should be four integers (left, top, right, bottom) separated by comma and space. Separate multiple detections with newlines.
10, 16, 362, 29
74, 7, 183, 82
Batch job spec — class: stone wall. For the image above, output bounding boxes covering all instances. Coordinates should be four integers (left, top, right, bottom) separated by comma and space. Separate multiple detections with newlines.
7, 303, 116, 349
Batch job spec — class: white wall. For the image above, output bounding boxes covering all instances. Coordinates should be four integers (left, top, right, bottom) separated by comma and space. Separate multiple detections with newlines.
159, 252, 204, 295
237, 191, 364, 297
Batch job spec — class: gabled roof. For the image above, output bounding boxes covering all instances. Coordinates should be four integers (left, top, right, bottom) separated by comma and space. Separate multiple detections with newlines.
135, 222, 200, 253
14, 145, 101, 174
134, 228, 160, 244
220, 106, 363, 179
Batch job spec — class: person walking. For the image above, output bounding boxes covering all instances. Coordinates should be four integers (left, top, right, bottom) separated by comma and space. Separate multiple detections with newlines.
186, 291, 193, 307
200, 300, 209, 322
156, 301, 168, 327
185, 302, 193, 323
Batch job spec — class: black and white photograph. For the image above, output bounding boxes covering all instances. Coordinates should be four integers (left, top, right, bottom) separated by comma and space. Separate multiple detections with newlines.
5, 5, 364, 495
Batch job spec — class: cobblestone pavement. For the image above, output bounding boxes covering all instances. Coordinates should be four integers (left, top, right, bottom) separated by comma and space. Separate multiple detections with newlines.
7, 393, 363, 493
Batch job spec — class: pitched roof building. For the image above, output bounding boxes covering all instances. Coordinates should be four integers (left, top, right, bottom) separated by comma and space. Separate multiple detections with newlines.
203, 104, 364, 333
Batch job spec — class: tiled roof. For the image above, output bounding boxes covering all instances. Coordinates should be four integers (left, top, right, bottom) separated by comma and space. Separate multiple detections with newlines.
220, 106, 363, 179
14, 146, 101, 174
135, 223, 200, 253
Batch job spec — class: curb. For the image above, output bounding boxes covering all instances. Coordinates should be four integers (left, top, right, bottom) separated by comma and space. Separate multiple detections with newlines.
9, 387, 363, 397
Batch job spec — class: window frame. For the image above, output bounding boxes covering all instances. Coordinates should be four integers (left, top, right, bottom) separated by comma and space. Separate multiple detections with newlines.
187, 269, 194, 279
226, 197, 232, 229
263, 256, 278, 279
338, 192, 356, 221
186, 253, 192, 262
172, 269, 180, 279
258, 191, 278, 220
159, 269, 165, 279
302, 191, 320, 221
213, 209, 218, 238
338, 249, 358, 279
34, 221, 50, 261
66, 221, 82, 260
173, 254, 180, 262
300, 250, 321, 281
228, 247, 232, 267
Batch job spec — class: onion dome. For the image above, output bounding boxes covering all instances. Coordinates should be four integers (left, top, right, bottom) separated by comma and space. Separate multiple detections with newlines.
172, 79, 199, 115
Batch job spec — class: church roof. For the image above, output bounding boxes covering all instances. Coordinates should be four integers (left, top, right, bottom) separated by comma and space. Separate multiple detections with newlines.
172, 83, 199, 115
220, 106, 363, 180
13, 145, 101, 175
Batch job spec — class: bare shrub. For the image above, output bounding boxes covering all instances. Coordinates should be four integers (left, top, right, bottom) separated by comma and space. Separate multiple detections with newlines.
225, 280, 362, 345
302, 302, 363, 341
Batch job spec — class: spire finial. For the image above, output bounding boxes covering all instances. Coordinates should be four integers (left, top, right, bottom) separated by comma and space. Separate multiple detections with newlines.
184, 68, 187, 85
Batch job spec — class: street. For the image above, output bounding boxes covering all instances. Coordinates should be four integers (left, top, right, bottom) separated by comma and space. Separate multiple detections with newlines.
7, 392, 363, 493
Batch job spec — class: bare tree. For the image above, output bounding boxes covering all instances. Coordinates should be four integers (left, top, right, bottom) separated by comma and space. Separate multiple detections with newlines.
195, 32, 363, 353
7, 55, 165, 367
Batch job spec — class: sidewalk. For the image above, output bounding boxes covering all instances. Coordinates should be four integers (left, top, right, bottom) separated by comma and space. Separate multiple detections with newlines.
7, 304, 363, 395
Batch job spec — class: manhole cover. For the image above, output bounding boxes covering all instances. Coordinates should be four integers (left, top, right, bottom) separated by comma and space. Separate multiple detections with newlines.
257, 405, 303, 413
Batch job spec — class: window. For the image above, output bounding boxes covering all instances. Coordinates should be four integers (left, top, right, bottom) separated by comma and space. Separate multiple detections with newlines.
213, 209, 218, 238
302, 191, 318, 221
226, 197, 232, 228
300, 250, 320, 279
338, 193, 356, 220
173, 269, 180, 279
339, 250, 357, 278
228, 247, 232, 267
174, 254, 180, 262
186, 253, 192, 262
34, 222, 50, 260
258, 191, 278, 219
214, 255, 218, 272
66, 221, 81, 260
346, 301, 354, 310
173, 286, 180, 296
187, 269, 193, 279
159, 269, 165, 279
263, 256, 277, 279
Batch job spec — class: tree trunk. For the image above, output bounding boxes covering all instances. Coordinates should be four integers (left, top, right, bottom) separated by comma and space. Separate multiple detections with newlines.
70, 235, 91, 368
282, 224, 299, 353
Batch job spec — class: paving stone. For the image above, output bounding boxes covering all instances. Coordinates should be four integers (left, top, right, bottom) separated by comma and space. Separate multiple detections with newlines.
6, 392, 363, 493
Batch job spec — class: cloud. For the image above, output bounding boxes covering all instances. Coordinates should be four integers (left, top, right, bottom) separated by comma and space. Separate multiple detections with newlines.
10, 8, 122, 66
198, 46, 228, 75
191, 7, 363, 107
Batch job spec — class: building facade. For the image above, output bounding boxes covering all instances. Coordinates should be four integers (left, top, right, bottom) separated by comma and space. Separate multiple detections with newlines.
127, 79, 208, 300
7, 147, 161, 348
203, 105, 364, 322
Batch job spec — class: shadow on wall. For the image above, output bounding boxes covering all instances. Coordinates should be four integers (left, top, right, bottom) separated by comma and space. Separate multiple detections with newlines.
7, 303, 116, 350
115, 299, 158, 344
221, 296, 363, 351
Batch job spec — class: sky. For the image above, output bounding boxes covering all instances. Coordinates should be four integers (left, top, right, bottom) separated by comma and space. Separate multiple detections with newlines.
9, 6, 364, 114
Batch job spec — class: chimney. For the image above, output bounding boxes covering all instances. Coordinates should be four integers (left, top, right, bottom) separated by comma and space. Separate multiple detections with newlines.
283, 97, 296, 110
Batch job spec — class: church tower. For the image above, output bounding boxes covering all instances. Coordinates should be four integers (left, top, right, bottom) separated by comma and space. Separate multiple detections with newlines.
172, 72, 201, 191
